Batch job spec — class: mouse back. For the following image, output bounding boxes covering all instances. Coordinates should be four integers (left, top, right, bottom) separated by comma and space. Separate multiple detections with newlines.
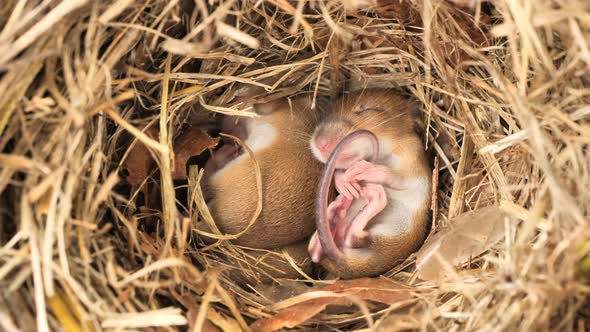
202, 95, 323, 249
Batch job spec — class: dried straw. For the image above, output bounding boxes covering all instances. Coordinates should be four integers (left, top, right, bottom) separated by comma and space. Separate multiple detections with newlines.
0, 0, 589, 331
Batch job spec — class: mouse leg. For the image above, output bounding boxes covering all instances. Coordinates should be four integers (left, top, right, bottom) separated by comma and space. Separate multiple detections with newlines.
334, 169, 363, 200
308, 232, 322, 263
343, 183, 387, 248
350, 160, 406, 190
308, 194, 352, 263
333, 160, 398, 199
334, 160, 394, 199
331, 196, 360, 248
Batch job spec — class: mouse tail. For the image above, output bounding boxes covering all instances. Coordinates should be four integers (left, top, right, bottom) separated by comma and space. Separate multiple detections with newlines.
315, 130, 380, 263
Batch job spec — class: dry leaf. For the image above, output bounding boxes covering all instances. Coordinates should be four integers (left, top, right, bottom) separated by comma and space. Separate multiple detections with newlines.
122, 125, 217, 184
416, 205, 509, 281
254, 281, 310, 304
122, 126, 158, 186
375, 0, 421, 26
250, 278, 414, 332
172, 126, 219, 180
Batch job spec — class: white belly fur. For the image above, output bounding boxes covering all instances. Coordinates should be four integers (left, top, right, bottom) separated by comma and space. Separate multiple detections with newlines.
369, 176, 430, 236
211, 118, 277, 180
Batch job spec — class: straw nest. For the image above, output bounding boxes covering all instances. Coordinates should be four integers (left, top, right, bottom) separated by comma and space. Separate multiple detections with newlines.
1, 0, 589, 331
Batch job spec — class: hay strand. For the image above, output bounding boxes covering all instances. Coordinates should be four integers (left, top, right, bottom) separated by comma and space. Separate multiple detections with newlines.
0, 0, 589, 331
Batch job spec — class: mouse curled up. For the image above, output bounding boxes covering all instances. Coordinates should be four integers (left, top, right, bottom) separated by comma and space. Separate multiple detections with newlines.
308, 89, 432, 279
199, 95, 323, 280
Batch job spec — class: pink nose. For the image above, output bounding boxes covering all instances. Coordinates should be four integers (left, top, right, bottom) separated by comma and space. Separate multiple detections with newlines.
316, 137, 333, 153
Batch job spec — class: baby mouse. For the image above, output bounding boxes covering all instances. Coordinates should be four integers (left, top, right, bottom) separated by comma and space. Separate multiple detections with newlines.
308, 89, 432, 279
200, 95, 323, 273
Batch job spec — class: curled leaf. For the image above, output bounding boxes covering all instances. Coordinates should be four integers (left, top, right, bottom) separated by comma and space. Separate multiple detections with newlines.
254, 281, 310, 304
375, 0, 421, 26
250, 278, 414, 332
172, 126, 219, 180
416, 205, 508, 281
122, 127, 158, 186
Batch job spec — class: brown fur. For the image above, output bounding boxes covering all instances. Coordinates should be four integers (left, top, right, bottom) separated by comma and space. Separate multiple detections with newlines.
201, 96, 323, 251
314, 89, 432, 279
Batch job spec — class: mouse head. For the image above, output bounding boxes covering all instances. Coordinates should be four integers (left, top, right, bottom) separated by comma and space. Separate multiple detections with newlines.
310, 89, 417, 167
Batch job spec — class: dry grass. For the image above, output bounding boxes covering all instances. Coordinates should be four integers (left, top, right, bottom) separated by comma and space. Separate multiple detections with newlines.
0, 0, 589, 331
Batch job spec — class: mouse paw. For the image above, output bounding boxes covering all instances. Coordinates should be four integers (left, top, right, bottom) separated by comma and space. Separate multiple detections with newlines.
308, 232, 324, 263
360, 183, 388, 211
334, 168, 363, 200
327, 194, 353, 223
344, 184, 387, 247
338, 160, 378, 196
353, 163, 405, 190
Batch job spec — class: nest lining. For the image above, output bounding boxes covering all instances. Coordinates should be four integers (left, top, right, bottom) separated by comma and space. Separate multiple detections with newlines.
0, 0, 589, 331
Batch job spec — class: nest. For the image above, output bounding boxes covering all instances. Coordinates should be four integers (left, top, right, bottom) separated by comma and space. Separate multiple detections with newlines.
1, 0, 589, 331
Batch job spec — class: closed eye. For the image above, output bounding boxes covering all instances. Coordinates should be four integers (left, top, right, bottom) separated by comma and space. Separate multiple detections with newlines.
354, 105, 383, 114
365, 107, 383, 112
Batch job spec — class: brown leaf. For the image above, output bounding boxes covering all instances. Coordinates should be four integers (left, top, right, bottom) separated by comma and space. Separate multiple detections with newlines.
122, 127, 158, 186
442, 12, 490, 66
172, 126, 219, 180
416, 205, 509, 281
254, 281, 310, 304
317, 277, 413, 304
375, 0, 421, 26
250, 277, 414, 332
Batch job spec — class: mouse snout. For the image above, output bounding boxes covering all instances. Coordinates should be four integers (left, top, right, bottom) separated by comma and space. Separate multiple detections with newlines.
311, 119, 380, 168
311, 135, 339, 163
316, 136, 337, 154
310, 122, 350, 163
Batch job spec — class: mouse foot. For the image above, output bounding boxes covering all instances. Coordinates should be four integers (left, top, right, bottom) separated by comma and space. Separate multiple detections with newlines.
334, 159, 394, 199
309, 194, 353, 263
350, 160, 405, 190
343, 183, 387, 248
334, 167, 363, 200
327, 194, 353, 224
308, 232, 323, 263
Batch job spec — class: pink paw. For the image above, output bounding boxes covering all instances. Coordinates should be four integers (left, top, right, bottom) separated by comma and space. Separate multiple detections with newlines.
327, 194, 352, 223
351, 161, 394, 185
334, 161, 373, 199
310, 194, 353, 263
343, 183, 387, 248
308, 232, 323, 263
335, 159, 399, 199
360, 183, 388, 211
334, 171, 359, 200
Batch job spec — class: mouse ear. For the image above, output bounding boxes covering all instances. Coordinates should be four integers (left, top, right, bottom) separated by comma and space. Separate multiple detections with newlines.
251, 101, 276, 115
229, 94, 280, 116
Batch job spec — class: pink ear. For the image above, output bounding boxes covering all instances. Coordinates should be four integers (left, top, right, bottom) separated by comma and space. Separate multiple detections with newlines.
252, 102, 275, 115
